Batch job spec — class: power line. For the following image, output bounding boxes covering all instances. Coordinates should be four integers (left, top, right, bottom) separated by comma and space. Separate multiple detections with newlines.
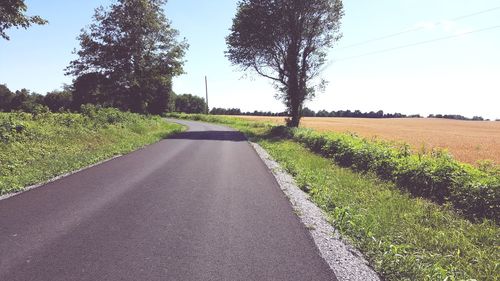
331, 24, 500, 63
339, 6, 500, 50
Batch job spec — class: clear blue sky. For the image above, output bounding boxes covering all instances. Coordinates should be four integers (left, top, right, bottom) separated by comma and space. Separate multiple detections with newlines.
0, 0, 499, 119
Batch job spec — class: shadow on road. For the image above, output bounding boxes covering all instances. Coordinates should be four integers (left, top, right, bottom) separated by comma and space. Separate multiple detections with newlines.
169, 131, 247, 142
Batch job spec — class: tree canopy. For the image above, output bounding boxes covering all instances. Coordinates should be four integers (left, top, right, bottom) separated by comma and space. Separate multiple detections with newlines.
226, 0, 343, 126
66, 0, 188, 114
174, 94, 207, 114
0, 0, 47, 40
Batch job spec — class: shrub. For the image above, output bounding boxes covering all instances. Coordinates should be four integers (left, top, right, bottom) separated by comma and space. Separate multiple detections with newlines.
285, 127, 499, 222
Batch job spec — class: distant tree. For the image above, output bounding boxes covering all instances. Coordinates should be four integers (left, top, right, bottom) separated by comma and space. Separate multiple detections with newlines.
208, 107, 412, 118
428, 113, 483, 121
0, 0, 47, 40
0, 84, 14, 111
9, 88, 30, 110
66, 0, 188, 114
43, 88, 73, 112
301, 107, 316, 117
226, 0, 343, 127
226, 108, 243, 115
10, 89, 43, 112
210, 108, 242, 115
210, 108, 225, 115
316, 109, 329, 117
174, 94, 206, 114
407, 114, 422, 118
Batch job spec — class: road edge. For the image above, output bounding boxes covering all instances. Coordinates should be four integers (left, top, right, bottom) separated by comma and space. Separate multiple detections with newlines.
0, 155, 123, 202
0, 120, 186, 202
250, 142, 381, 281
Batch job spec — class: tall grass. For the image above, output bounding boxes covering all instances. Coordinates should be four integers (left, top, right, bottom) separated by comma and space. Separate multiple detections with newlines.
261, 140, 499, 280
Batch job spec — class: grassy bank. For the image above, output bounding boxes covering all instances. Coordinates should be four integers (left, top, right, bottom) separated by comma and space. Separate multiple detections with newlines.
0, 107, 184, 195
169, 113, 499, 280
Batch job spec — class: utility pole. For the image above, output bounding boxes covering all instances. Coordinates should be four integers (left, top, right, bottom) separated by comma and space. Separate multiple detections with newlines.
205, 76, 209, 114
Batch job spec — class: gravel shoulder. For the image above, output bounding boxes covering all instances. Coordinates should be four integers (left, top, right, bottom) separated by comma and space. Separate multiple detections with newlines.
251, 142, 381, 281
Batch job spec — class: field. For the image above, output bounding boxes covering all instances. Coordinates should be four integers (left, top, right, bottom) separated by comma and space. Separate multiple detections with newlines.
236, 116, 500, 165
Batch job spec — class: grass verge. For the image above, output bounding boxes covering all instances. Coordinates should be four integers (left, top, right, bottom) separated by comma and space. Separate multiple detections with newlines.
0, 107, 184, 195
169, 113, 499, 280
261, 140, 498, 280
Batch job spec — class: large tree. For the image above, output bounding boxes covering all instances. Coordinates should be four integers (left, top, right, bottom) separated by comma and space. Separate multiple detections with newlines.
0, 0, 47, 40
66, 0, 188, 114
226, 0, 343, 127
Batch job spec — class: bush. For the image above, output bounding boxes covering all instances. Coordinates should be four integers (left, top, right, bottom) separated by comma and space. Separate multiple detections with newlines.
287, 128, 499, 222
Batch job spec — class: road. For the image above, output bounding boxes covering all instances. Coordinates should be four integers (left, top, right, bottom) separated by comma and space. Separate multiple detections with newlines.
0, 119, 336, 281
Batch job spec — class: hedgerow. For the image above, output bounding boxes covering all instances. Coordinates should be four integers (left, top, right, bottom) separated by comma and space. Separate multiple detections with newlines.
286, 127, 499, 222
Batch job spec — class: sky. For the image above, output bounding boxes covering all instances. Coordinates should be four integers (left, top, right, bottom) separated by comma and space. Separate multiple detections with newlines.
0, 0, 499, 119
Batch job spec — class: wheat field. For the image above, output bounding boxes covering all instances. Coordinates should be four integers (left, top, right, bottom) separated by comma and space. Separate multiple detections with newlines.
237, 116, 500, 165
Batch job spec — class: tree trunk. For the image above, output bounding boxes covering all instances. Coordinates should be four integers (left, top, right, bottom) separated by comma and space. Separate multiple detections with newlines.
289, 100, 301, 127
287, 83, 302, 127
285, 33, 302, 127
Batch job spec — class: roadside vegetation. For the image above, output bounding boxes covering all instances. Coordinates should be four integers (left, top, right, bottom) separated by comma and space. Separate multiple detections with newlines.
287, 128, 499, 222
0, 106, 183, 195
169, 113, 499, 280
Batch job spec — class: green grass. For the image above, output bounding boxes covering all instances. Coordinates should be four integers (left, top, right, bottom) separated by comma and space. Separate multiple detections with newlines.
0, 107, 184, 195
261, 140, 499, 280
169, 113, 500, 280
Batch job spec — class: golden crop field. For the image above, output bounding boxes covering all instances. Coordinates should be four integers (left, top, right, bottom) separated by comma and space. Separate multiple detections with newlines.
237, 116, 500, 165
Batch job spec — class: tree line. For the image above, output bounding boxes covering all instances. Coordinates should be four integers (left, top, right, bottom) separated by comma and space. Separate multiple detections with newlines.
186, 106, 418, 118
0, 84, 207, 114
3, 83, 490, 122
210, 107, 419, 118
427, 114, 487, 121
209, 107, 492, 121
0, 85, 70, 113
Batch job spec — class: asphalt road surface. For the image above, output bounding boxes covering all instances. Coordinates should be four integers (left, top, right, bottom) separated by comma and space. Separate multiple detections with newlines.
0, 120, 336, 281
